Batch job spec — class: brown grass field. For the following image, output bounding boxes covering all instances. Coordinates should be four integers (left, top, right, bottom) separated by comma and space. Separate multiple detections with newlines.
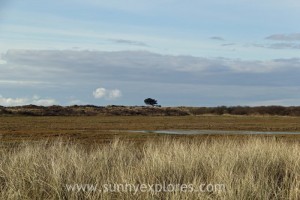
1, 115, 300, 199
1, 115, 300, 143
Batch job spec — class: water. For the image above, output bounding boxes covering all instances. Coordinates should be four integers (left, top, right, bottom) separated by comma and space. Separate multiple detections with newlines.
129, 130, 300, 135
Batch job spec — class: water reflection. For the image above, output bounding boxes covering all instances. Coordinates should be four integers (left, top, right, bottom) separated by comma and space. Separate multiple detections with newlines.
130, 130, 300, 135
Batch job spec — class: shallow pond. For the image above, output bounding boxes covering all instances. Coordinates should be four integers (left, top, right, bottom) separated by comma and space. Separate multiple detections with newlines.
130, 130, 300, 135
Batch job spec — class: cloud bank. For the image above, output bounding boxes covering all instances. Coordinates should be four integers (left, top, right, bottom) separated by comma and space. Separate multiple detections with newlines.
1, 49, 300, 106
256, 43, 300, 50
2, 49, 300, 76
0, 95, 58, 106
266, 33, 300, 41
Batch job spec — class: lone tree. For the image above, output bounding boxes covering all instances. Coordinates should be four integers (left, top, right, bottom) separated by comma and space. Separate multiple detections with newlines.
144, 98, 158, 106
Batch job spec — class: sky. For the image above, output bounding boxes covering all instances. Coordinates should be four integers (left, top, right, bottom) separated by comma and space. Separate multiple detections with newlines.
0, 0, 300, 106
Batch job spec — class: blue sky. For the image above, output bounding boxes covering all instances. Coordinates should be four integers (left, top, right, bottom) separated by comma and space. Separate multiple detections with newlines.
1, 0, 300, 106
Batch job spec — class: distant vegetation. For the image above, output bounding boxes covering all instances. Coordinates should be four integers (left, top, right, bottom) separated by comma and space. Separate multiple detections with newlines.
0, 137, 299, 199
144, 98, 158, 106
2, 105, 300, 116
187, 105, 300, 116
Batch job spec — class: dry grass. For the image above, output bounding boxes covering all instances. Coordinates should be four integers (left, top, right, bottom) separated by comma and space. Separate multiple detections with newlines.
2, 115, 300, 143
0, 137, 299, 199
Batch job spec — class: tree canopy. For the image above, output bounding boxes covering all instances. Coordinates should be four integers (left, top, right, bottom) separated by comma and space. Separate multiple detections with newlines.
144, 98, 158, 106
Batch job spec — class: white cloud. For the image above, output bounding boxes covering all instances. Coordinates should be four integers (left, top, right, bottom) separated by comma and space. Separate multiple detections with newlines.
32, 98, 57, 106
93, 87, 122, 100
0, 95, 58, 106
108, 89, 122, 100
93, 88, 107, 99
0, 96, 28, 106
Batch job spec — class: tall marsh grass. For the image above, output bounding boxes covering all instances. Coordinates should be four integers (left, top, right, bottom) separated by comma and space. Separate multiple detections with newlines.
0, 137, 299, 199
